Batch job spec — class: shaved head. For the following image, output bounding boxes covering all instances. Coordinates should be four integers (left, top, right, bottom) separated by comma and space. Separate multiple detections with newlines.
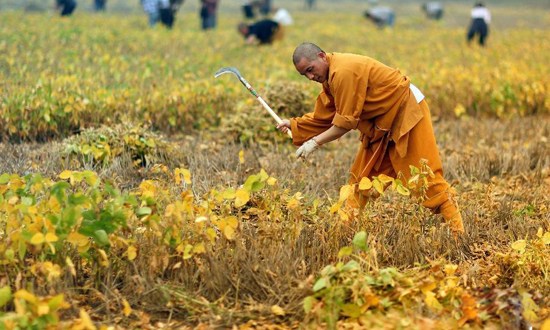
292, 42, 325, 65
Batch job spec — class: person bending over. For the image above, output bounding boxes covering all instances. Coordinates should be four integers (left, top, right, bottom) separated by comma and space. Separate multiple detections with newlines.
277, 42, 464, 234
238, 19, 281, 45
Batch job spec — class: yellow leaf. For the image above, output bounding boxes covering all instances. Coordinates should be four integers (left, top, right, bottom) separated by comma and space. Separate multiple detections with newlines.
235, 188, 250, 208
373, 180, 385, 195
420, 281, 437, 294
66, 257, 76, 277
67, 232, 89, 247
222, 188, 236, 200
444, 264, 458, 276
181, 169, 192, 184
511, 240, 527, 253
183, 244, 193, 259
259, 169, 269, 182
358, 177, 372, 190
267, 177, 277, 186
98, 249, 110, 267
521, 291, 540, 323
195, 216, 208, 223
122, 298, 132, 317
225, 216, 238, 229
540, 317, 550, 330
14, 290, 37, 304
239, 149, 245, 164
37, 302, 50, 316
330, 202, 341, 214
338, 184, 352, 202
193, 243, 206, 254
175, 168, 192, 185
30, 232, 45, 245
45, 232, 58, 243
454, 104, 466, 117
396, 184, 410, 196
127, 246, 137, 261
78, 308, 96, 330
377, 174, 394, 184
59, 170, 72, 180
337, 208, 350, 222
224, 226, 236, 240
271, 305, 285, 316
424, 291, 443, 311
542, 232, 550, 245
287, 197, 300, 209
206, 228, 217, 243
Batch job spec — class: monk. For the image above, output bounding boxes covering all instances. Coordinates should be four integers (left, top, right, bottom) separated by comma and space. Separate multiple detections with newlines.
276, 42, 464, 234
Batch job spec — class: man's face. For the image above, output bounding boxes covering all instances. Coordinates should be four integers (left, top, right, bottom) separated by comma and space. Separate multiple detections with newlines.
294, 52, 329, 84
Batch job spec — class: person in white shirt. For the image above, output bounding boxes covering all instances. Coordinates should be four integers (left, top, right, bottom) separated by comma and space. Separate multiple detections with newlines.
467, 2, 491, 46
272, 8, 293, 26
422, 2, 444, 20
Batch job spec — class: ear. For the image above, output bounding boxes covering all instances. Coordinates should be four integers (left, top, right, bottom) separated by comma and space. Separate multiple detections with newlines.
318, 52, 327, 62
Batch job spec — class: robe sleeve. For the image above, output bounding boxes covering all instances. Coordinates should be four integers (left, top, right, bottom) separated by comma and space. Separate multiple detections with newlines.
330, 68, 368, 131
290, 89, 335, 146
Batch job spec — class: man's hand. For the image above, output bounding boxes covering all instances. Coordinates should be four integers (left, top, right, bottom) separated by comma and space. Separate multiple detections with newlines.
296, 138, 319, 159
276, 119, 291, 134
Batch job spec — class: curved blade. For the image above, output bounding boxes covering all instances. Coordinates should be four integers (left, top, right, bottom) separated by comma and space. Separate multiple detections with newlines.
214, 67, 242, 79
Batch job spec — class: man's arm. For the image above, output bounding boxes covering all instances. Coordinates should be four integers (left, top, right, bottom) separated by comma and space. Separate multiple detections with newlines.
245, 35, 258, 45
312, 125, 349, 145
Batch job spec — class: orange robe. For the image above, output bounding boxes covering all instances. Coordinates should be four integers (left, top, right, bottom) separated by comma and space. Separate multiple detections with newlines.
290, 53, 463, 233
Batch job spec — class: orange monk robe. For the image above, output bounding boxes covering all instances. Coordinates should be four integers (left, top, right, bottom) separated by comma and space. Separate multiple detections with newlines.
290, 53, 463, 233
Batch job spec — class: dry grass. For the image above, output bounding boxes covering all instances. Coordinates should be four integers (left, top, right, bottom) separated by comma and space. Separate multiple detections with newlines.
3, 116, 547, 326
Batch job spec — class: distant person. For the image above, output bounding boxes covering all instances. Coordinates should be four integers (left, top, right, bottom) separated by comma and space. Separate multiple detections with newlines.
422, 2, 444, 20
271, 7, 293, 26
94, 0, 106, 11
305, 0, 316, 10
258, 0, 271, 16
364, 6, 395, 29
56, 0, 77, 16
200, 0, 219, 30
141, 0, 162, 26
237, 19, 282, 45
467, 2, 491, 46
159, 0, 185, 29
242, 0, 255, 19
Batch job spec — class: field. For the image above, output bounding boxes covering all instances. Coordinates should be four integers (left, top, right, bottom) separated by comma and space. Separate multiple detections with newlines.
0, 1, 549, 329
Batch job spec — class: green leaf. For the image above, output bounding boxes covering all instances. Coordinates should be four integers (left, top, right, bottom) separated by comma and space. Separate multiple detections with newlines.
93, 230, 110, 246
352, 231, 368, 251
341, 303, 362, 318
341, 260, 360, 272
0, 173, 10, 184
338, 246, 353, 258
50, 181, 71, 202
21, 196, 34, 206
68, 193, 88, 205
136, 207, 152, 217
0, 286, 12, 308
243, 174, 259, 191
313, 277, 328, 292
303, 296, 316, 314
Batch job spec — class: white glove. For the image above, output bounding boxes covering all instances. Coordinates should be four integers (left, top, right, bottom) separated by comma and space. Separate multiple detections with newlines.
296, 139, 319, 159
